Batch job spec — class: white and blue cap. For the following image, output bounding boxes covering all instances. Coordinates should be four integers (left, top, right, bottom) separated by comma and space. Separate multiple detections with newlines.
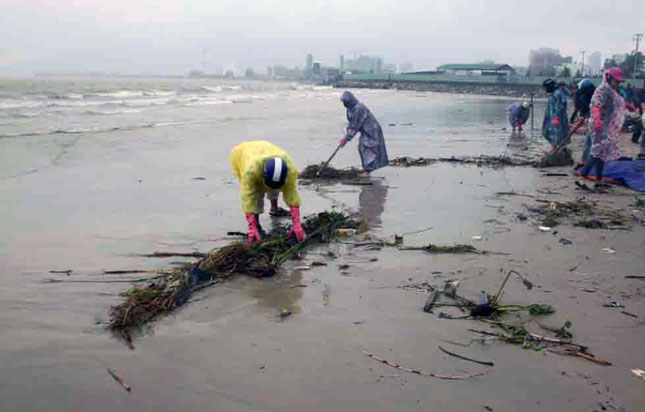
263, 157, 288, 189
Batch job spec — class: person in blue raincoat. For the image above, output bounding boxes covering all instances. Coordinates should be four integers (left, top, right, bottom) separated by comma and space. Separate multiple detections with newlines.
508, 101, 530, 135
338, 91, 388, 174
541, 79, 569, 153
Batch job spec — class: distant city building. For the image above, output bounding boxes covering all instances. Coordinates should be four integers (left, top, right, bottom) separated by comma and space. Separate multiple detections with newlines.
437, 63, 515, 76
345, 55, 384, 74
312, 61, 321, 76
272, 65, 302, 79
340, 55, 345, 73
588, 52, 602, 76
527, 48, 571, 76
382, 63, 397, 74
398, 62, 415, 73
266, 66, 273, 78
244, 68, 254, 78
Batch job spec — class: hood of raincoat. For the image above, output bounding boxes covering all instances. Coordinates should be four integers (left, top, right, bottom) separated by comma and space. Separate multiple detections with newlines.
341, 91, 359, 109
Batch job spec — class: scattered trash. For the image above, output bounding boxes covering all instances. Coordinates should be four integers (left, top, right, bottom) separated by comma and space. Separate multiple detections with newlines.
192, 177, 206, 180
632, 369, 645, 380
603, 301, 623, 308
336, 228, 357, 237
471, 235, 483, 241
294, 266, 311, 271
338, 264, 350, 270
279, 307, 292, 318
527, 199, 631, 229
49, 270, 72, 274
601, 248, 616, 254
106, 368, 131, 392
559, 238, 572, 245
624, 275, 645, 279
538, 226, 551, 232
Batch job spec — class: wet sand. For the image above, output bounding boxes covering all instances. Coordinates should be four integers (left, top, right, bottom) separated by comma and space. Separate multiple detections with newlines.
1, 86, 644, 411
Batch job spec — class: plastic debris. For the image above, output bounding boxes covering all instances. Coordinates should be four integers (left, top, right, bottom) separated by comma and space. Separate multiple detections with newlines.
538, 226, 552, 232
601, 248, 616, 254
631, 369, 645, 380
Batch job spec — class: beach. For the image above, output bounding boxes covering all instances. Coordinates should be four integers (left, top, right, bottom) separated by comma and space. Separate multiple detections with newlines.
1, 78, 644, 412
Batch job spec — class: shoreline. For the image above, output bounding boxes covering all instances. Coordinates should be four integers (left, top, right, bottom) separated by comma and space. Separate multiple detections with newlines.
334, 79, 547, 98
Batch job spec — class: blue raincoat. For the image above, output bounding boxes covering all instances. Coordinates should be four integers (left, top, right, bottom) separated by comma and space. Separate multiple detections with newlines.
542, 88, 569, 147
508, 102, 530, 127
341, 91, 389, 172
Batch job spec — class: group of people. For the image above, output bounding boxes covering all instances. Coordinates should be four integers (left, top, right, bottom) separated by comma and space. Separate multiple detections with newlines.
231, 70, 645, 246
511, 66, 645, 190
230, 91, 388, 244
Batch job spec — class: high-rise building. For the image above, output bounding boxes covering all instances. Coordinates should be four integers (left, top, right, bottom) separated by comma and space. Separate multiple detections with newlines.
340, 55, 345, 73
306, 54, 314, 73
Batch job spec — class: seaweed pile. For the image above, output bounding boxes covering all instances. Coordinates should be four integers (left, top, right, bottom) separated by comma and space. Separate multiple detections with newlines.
390, 155, 532, 168
389, 150, 573, 169
109, 211, 358, 333
534, 148, 574, 167
299, 164, 363, 180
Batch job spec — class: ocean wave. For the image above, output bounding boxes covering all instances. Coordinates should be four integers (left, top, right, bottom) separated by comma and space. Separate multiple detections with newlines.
84, 108, 144, 115
201, 85, 223, 93
142, 90, 176, 97
0, 122, 158, 140
94, 90, 145, 99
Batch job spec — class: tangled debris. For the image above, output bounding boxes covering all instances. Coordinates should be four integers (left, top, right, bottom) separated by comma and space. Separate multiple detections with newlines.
299, 164, 363, 180
419, 270, 609, 365
109, 211, 358, 334
527, 198, 631, 228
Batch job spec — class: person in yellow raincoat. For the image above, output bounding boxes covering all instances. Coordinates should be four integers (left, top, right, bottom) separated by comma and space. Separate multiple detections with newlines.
230, 140, 306, 244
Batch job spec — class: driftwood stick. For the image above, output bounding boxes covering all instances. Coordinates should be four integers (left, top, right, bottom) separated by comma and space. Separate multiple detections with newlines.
362, 349, 490, 380
138, 252, 207, 258
438, 345, 495, 367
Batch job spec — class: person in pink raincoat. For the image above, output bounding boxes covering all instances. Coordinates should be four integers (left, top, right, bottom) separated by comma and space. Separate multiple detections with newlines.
576, 67, 626, 190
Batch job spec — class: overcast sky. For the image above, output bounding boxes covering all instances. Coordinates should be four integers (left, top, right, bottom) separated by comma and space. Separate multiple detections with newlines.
0, 0, 643, 75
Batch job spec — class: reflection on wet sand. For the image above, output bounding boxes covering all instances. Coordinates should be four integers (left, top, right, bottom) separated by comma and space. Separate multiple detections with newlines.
358, 179, 389, 229
238, 270, 304, 315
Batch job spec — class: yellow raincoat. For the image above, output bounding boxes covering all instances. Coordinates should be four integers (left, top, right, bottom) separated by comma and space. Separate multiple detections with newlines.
230, 141, 301, 214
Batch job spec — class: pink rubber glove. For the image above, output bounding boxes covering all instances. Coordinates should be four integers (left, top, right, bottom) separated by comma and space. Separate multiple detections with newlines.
592, 106, 603, 133
552, 117, 560, 127
287, 206, 306, 242
338, 137, 347, 148
245, 213, 261, 244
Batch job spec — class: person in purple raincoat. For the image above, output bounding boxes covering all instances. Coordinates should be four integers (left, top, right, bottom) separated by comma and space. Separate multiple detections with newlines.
338, 91, 389, 175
